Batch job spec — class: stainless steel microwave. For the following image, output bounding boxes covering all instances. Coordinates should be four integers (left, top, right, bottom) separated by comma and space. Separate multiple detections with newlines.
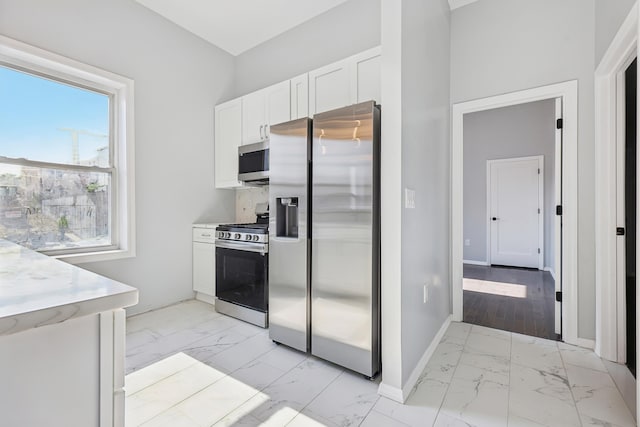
238, 141, 269, 184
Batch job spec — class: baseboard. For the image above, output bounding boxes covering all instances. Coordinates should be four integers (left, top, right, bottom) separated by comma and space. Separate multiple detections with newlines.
195, 292, 215, 305
378, 383, 404, 403
544, 267, 556, 281
378, 315, 452, 403
574, 337, 595, 350
463, 259, 489, 266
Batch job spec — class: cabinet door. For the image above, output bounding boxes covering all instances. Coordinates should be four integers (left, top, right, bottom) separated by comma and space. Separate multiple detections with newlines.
265, 80, 291, 135
350, 46, 381, 105
290, 73, 309, 120
193, 240, 215, 296
242, 90, 267, 145
308, 59, 350, 115
214, 99, 242, 188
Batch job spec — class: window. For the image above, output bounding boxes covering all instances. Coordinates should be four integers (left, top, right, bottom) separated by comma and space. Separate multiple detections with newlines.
0, 36, 135, 263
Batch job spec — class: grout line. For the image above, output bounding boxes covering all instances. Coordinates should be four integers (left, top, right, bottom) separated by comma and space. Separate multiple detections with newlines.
557, 340, 584, 425
285, 367, 346, 426
429, 323, 473, 426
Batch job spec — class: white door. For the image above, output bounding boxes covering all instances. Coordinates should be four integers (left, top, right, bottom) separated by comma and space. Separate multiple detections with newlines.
290, 73, 309, 120
265, 80, 291, 136
214, 98, 242, 188
350, 46, 381, 105
242, 89, 267, 145
489, 156, 544, 269
308, 58, 350, 115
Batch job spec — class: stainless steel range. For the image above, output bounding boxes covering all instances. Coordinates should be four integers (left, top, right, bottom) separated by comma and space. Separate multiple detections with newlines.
214, 203, 269, 328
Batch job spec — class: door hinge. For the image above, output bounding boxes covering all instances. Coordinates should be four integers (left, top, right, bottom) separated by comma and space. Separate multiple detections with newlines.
556, 291, 562, 302
556, 205, 562, 215
538, 208, 540, 214
556, 118, 563, 129
617, 227, 625, 236
538, 248, 541, 254
538, 168, 540, 174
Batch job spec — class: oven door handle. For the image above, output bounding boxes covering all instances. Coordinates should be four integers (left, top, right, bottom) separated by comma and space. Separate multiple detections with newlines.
215, 239, 268, 254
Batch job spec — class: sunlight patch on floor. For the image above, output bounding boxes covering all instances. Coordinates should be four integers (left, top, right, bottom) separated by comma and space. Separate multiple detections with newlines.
463, 278, 527, 298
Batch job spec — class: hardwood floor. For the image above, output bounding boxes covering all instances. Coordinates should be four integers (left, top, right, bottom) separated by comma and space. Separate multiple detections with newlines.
463, 264, 559, 341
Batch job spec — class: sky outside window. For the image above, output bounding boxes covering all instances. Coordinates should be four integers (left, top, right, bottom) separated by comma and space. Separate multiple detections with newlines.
0, 65, 110, 166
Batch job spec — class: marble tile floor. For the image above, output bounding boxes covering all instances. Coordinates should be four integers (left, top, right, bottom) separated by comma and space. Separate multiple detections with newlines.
125, 300, 636, 427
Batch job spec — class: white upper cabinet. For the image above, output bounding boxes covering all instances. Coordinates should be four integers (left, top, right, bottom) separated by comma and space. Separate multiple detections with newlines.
351, 47, 382, 105
290, 73, 309, 120
309, 46, 381, 115
309, 59, 350, 115
214, 47, 380, 189
214, 98, 242, 189
242, 80, 291, 144
241, 90, 266, 145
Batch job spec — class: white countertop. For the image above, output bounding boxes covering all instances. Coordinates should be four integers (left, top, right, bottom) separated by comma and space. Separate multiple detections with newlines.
192, 223, 221, 229
0, 240, 138, 336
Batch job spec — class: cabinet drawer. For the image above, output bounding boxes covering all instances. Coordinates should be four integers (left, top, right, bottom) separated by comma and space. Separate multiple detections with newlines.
192, 228, 216, 243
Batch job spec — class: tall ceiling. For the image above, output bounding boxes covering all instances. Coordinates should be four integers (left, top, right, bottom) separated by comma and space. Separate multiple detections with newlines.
135, 0, 479, 56
134, 0, 351, 56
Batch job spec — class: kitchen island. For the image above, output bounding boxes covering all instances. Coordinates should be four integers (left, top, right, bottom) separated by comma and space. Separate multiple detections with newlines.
0, 239, 138, 427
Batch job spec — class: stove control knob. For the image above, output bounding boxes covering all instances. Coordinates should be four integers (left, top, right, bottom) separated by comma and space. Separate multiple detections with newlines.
235, 233, 241, 239
253, 235, 260, 242
225, 232, 231, 239
218, 231, 223, 238
245, 235, 252, 241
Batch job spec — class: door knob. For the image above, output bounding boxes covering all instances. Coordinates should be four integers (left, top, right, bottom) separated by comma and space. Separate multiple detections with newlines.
492, 217, 498, 221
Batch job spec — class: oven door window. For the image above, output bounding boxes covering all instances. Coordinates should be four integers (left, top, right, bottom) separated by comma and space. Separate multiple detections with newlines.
216, 246, 268, 312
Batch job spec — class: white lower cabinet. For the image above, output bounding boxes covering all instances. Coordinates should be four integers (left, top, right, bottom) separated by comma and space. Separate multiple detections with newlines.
193, 225, 217, 304
0, 310, 126, 427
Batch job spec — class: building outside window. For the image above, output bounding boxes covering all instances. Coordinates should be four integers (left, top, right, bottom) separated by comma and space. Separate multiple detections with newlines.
0, 36, 135, 262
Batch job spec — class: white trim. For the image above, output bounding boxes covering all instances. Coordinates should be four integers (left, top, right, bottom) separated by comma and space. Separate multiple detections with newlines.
99, 312, 114, 427
554, 98, 562, 335
575, 338, 596, 351
0, 35, 136, 264
448, 0, 479, 11
594, 2, 637, 362
379, 0, 404, 396
544, 267, 556, 281
463, 259, 489, 266
195, 292, 216, 305
378, 316, 452, 403
452, 80, 578, 345
485, 155, 544, 270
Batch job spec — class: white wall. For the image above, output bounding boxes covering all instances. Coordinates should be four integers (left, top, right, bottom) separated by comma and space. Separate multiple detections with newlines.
399, 0, 451, 386
234, 0, 381, 96
380, 0, 451, 394
595, 0, 637, 67
0, 0, 237, 315
451, 0, 596, 340
463, 100, 556, 270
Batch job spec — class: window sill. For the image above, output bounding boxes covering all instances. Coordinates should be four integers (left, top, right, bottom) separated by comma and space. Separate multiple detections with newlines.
54, 247, 135, 265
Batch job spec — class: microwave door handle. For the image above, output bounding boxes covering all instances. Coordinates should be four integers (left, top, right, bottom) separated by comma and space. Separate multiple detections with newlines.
259, 125, 264, 140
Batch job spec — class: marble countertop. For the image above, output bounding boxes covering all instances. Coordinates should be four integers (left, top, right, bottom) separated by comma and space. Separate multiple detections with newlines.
0, 240, 138, 336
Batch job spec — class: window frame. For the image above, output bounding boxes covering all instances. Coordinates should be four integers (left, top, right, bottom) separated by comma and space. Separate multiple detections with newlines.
0, 35, 135, 264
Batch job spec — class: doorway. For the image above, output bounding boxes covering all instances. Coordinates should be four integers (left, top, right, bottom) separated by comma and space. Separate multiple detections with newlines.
452, 80, 579, 345
622, 57, 637, 376
461, 101, 556, 340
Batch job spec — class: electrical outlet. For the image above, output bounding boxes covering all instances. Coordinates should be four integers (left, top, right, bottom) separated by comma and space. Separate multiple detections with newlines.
405, 188, 416, 209
465, 239, 471, 246
423, 284, 429, 303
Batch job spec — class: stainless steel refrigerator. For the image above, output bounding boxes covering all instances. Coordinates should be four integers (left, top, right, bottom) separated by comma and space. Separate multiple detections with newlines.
269, 101, 381, 378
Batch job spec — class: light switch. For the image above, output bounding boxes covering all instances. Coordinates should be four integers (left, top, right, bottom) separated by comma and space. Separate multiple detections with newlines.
405, 188, 415, 209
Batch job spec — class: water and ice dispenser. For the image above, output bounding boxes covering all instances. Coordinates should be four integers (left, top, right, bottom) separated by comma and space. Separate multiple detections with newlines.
275, 197, 299, 238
